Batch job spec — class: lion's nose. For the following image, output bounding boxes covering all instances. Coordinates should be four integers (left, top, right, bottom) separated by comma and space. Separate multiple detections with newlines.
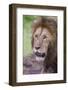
35, 47, 40, 50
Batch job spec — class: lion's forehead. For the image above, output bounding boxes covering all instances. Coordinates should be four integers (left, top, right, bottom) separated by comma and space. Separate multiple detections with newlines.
34, 27, 52, 39
34, 27, 41, 35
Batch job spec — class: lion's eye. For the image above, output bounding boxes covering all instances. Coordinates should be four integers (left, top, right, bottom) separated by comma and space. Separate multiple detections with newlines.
43, 35, 47, 39
35, 35, 38, 38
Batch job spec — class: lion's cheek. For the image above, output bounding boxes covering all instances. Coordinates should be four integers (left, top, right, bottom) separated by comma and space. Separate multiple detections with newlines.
41, 41, 49, 54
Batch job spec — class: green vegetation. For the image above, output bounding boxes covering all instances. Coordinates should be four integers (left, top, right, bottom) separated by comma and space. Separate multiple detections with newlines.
23, 15, 38, 56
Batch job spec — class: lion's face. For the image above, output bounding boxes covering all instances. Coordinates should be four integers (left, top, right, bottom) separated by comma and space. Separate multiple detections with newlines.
32, 27, 53, 61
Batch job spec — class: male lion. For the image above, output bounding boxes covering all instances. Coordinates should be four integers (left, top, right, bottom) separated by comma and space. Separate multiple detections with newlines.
23, 16, 57, 74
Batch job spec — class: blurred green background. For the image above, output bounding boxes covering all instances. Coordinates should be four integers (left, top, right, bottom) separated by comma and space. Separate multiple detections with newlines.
23, 15, 38, 56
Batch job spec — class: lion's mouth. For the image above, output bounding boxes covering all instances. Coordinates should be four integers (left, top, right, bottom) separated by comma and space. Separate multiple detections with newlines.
35, 52, 45, 57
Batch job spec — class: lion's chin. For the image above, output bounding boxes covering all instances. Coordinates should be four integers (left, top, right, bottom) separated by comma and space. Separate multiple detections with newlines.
35, 56, 45, 62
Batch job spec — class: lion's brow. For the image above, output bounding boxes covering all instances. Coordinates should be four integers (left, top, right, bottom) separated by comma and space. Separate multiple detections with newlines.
40, 27, 43, 36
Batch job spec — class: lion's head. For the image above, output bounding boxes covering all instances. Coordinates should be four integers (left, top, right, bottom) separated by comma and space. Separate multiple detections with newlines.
32, 17, 57, 63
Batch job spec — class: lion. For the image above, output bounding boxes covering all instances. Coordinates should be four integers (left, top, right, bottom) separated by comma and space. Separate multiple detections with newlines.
23, 16, 57, 74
